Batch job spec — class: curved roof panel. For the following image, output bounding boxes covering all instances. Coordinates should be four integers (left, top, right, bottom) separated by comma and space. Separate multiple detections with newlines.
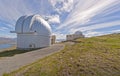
30, 15, 52, 36
15, 16, 27, 33
15, 15, 52, 36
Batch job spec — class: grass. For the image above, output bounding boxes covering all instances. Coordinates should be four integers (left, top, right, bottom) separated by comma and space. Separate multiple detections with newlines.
3, 33, 120, 76
0, 48, 39, 57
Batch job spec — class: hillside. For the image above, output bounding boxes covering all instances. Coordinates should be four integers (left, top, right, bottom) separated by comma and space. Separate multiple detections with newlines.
4, 33, 120, 76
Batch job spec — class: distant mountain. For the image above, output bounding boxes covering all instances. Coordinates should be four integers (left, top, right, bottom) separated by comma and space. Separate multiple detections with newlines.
0, 37, 16, 44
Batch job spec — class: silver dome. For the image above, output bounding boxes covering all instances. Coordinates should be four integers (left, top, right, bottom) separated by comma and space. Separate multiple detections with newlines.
15, 15, 52, 36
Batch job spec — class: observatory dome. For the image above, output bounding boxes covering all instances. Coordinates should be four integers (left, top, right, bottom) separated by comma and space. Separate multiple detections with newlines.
15, 15, 52, 36
74, 31, 83, 35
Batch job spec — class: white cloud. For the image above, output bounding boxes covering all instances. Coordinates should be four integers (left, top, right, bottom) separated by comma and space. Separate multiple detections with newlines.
84, 30, 104, 37
74, 20, 120, 32
50, 0, 73, 13
45, 15, 60, 24
0, 27, 9, 31
57, 0, 120, 30
110, 29, 120, 33
0, 0, 32, 23
0, 0, 54, 23
52, 32, 66, 39
85, 29, 120, 37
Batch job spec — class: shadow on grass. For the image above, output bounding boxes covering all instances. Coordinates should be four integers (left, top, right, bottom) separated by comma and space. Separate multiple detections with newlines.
0, 48, 41, 57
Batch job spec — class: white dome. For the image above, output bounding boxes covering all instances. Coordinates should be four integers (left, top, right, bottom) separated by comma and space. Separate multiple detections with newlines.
74, 31, 83, 35
15, 15, 52, 36
15, 15, 27, 33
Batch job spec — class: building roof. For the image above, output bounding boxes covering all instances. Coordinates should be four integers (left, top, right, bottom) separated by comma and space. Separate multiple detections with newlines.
74, 31, 83, 35
15, 15, 52, 36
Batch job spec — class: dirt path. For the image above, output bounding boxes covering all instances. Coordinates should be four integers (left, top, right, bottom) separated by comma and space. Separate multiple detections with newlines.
0, 44, 64, 75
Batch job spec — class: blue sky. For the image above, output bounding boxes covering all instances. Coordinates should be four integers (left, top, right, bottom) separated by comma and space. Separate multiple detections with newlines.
0, 0, 120, 39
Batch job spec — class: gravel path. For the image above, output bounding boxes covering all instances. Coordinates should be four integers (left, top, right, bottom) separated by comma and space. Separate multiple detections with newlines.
0, 44, 64, 75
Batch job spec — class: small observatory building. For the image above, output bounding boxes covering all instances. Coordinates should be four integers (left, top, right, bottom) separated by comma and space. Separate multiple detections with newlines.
11, 15, 52, 49
66, 31, 84, 41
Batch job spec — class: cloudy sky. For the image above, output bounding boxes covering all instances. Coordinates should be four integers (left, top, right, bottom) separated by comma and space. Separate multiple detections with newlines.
0, 0, 120, 39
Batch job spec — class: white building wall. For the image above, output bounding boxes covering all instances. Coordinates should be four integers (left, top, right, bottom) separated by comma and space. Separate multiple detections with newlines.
17, 34, 51, 49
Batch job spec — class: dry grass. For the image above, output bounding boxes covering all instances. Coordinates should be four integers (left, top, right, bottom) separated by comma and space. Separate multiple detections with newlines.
4, 33, 120, 76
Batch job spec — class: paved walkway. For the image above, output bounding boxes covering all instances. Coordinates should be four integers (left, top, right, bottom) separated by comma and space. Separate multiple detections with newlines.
0, 44, 64, 75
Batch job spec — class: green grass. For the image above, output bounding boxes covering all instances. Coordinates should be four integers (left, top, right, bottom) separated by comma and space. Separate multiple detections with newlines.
4, 33, 120, 76
0, 48, 39, 57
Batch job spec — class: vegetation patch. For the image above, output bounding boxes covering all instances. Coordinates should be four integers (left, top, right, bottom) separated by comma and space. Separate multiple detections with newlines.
0, 48, 39, 57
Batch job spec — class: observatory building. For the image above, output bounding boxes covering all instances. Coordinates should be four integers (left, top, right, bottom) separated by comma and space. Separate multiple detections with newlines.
66, 31, 84, 41
11, 15, 52, 49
